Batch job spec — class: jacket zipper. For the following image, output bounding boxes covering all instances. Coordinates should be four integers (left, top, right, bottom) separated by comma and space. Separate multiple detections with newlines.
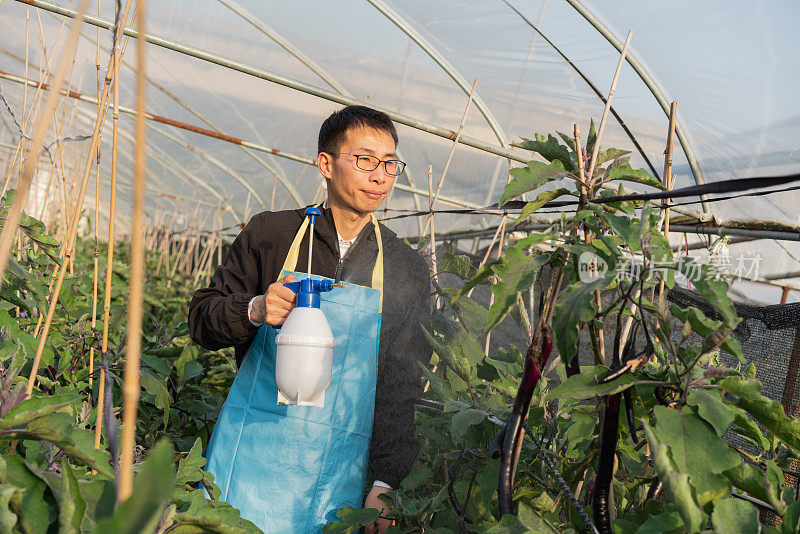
334, 228, 370, 283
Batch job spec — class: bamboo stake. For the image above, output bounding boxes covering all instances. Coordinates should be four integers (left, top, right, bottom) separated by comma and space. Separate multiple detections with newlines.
585, 30, 633, 185
24, 10, 80, 233
23, 11, 29, 130
1, 9, 70, 195
88, 0, 102, 401
422, 79, 476, 236
25, 0, 134, 399
427, 164, 439, 294
576, 123, 606, 364
0, 0, 91, 301
193, 234, 214, 286
484, 218, 507, 357
658, 102, 678, 298
118, 0, 146, 500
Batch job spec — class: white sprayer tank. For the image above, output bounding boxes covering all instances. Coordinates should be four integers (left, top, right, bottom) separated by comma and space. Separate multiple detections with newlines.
274, 207, 336, 408
274, 291, 335, 408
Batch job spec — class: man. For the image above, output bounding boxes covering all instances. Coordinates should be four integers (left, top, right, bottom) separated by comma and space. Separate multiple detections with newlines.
189, 105, 431, 533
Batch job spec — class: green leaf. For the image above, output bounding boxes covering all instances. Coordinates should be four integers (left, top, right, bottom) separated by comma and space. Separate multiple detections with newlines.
486, 514, 529, 533
0, 287, 31, 315
180, 360, 204, 383
711, 498, 760, 534
605, 164, 665, 190
140, 353, 172, 377
92, 440, 175, 534
670, 306, 744, 363
171, 495, 261, 532
57, 460, 85, 534
692, 473, 730, 507
718, 376, 800, 455
322, 507, 380, 533
477, 459, 500, 504
451, 295, 488, 336
451, 260, 500, 304
0, 455, 56, 533
591, 206, 642, 252
401, 465, 431, 491
10, 413, 114, 478
643, 422, 705, 533
421, 327, 472, 383
140, 370, 172, 429
650, 406, 741, 479
176, 437, 206, 486
586, 119, 597, 158
500, 160, 568, 206
0, 394, 82, 431
146, 346, 183, 359
450, 409, 486, 441
513, 232, 556, 251
634, 511, 684, 534
418, 362, 450, 401
556, 131, 576, 152
594, 148, 630, 167
439, 252, 477, 280
517, 502, 552, 532
516, 133, 575, 171
723, 463, 786, 516
552, 273, 614, 363
515, 188, 573, 223
729, 405, 770, 450
544, 366, 657, 401
487, 248, 548, 332
676, 259, 737, 326
0, 484, 18, 533
781, 501, 800, 534
686, 389, 735, 436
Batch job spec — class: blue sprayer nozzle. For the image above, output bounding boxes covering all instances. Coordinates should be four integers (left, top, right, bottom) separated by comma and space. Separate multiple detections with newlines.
284, 278, 334, 309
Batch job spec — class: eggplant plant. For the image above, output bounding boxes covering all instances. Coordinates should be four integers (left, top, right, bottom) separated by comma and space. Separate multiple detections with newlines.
326, 126, 800, 533
0, 193, 258, 533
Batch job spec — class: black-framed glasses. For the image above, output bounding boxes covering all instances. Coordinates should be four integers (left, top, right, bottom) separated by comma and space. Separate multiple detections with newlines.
332, 152, 406, 176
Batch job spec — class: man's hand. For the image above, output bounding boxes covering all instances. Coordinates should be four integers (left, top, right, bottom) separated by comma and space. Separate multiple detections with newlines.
364, 484, 394, 534
249, 274, 297, 326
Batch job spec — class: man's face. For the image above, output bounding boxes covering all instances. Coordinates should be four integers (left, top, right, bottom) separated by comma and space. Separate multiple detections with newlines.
318, 126, 397, 216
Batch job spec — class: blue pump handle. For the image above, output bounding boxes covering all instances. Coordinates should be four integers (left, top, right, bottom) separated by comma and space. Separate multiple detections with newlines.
305, 206, 322, 225
284, 278, 333, 308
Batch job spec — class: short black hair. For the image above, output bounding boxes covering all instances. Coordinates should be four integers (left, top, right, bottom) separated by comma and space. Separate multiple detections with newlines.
318, 105, 398, 155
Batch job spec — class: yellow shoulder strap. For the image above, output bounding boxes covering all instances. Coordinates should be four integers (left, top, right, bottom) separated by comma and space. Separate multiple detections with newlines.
280, 217, 311, 276
280, 207, 384, 311
371, 215, 384, 312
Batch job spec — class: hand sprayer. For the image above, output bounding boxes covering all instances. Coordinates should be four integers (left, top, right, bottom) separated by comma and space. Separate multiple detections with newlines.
274, 207, 336, 407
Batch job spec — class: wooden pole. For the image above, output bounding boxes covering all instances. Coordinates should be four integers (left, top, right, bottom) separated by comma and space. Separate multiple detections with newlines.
585, 30, 633, 185
0, 0, 91, 299
780, 286, 791, 305
23, 11, 29, 132
658, 101, 678, 298
484, 218, 507, 357
576, 123, 606, 364
88, 0, 102, 401
1, 11, 71, 196
427, 165, 438, 291
25, 0, 134, 399
422, 79, 476, 236
118, 0, 146, 502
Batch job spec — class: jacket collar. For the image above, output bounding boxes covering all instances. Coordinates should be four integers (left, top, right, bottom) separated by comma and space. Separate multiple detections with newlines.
294, 202, 397, 251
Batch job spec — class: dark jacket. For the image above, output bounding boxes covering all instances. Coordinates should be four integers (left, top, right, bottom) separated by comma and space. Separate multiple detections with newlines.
188, 206, 431, 488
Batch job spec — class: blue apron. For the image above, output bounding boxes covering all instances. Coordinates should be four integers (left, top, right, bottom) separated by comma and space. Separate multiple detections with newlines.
205, 213, 384, 533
